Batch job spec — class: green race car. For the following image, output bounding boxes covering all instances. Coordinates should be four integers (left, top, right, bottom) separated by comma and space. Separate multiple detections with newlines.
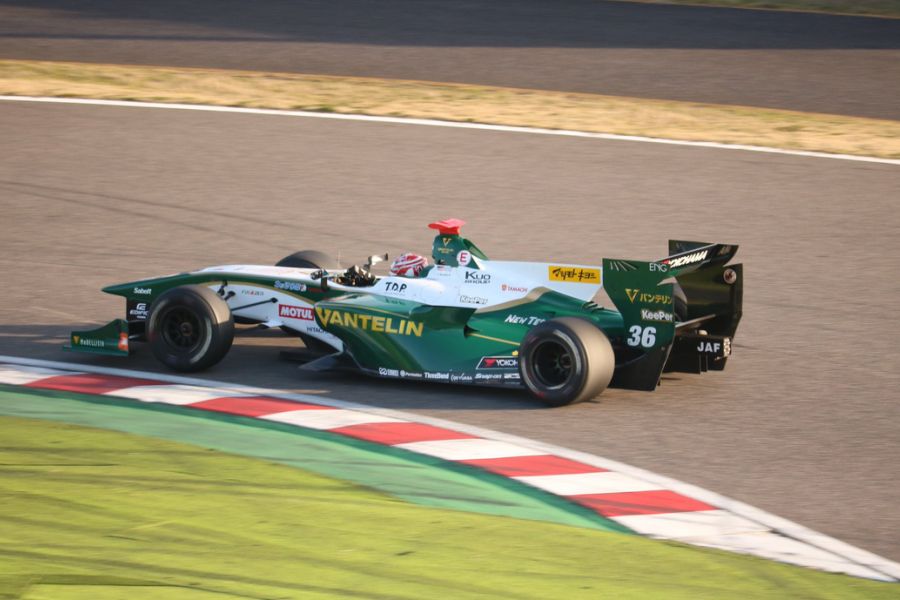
68, 219, 742, 406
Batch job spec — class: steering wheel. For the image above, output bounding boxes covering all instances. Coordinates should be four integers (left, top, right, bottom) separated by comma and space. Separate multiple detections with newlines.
336, 264, 376, 287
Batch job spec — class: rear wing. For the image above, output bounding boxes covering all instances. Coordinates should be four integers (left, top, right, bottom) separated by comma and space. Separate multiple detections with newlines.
664, 240, 742, 338
602, 240, 742, 390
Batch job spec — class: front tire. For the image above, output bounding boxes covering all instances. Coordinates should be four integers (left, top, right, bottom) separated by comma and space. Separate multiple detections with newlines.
148, 285, 234, 372
518, 317, 615, 407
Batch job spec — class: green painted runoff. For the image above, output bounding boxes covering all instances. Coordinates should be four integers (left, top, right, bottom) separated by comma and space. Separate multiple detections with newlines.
0, 385, 623, 531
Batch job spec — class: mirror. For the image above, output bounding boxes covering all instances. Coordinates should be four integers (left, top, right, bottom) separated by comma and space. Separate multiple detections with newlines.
365, 253, 389, 270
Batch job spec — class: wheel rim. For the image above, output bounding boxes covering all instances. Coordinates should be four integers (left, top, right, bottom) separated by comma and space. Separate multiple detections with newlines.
530, 339, 574, 389
160, 307, 203, 352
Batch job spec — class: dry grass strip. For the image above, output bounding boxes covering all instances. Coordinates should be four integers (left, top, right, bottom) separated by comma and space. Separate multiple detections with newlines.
2, 60, 898, 159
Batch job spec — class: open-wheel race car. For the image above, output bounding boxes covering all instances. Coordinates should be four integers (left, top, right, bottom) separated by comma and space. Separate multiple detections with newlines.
68, 219, 742, 406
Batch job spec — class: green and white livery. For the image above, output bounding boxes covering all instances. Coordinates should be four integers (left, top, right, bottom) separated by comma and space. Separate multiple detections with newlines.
68, 219, 742, 406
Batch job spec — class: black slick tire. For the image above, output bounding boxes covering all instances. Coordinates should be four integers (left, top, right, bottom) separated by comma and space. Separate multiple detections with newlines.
275, 250, 339, 270
274, 250, 338, 352
147, 285, 234, 372
518, 317, 615, 407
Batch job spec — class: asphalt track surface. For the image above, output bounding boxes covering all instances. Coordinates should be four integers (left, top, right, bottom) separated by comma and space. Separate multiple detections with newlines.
1, 100, 899, 562
1, 0, 900, 119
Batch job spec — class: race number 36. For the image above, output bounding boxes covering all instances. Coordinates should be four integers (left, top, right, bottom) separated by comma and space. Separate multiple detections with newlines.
626, 325, 656, 348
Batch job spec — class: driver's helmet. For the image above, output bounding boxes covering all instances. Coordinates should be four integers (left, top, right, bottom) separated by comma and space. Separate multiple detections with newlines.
390, 253, 429, 277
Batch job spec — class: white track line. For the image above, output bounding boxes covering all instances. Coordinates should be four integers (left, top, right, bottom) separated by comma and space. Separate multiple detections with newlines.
2, 95, 897, 166
2, 355, 898, 581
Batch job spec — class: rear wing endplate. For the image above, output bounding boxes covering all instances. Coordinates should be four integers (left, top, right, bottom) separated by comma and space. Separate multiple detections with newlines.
602, 240, 742, 390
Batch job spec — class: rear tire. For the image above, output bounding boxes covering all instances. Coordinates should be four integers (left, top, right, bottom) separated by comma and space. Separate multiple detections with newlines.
518, 317, 615, 407
274, 250, 338, 351
148, 285, 234, 372
275, 250, 339, 270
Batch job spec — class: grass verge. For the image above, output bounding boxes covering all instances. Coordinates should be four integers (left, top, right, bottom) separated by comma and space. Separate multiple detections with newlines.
2, 59, 898, 160
1, 415, 897, 599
